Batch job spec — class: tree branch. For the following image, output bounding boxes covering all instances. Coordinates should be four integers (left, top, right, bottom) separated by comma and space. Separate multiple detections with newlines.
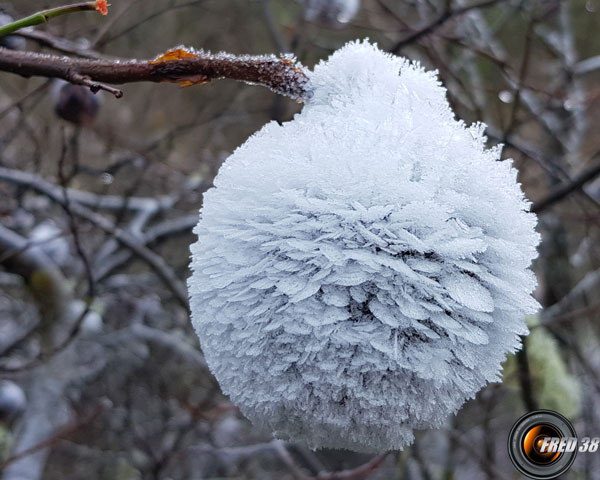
575, 55, 600, 76
0, 2, 104, 38
390, 0, 502, 54
532, 158, 600, 213
0, 224, 73, 343
14, 29, 112, 59
0, 402, 106, 472
0, 167, 189, 310
0, 47, 310, 101
316, 453, 389, 480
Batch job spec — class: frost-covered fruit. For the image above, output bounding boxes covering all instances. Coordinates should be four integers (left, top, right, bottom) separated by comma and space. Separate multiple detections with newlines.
189, 40, 540, 452
0, 381, 26, 422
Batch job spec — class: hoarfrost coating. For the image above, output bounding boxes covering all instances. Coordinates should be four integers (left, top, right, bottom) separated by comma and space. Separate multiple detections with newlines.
188, 40, 540, 452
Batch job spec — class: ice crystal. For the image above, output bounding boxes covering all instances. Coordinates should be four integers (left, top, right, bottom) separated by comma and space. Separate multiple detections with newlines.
188, 40, 540, 452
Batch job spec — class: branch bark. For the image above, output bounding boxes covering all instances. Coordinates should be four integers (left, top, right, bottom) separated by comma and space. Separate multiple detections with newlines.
0, 47, 310, 101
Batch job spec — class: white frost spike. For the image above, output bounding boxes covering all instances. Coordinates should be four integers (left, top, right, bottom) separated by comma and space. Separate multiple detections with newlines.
188, 40, 540, 453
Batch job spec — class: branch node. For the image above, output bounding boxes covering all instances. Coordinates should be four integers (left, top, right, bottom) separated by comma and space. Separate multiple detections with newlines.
67, 71, 123, 98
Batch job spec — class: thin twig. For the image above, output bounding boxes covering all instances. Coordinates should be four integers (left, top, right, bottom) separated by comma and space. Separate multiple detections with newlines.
272, 440, 312, 480
66, 71, 123, 98
14, 29, 112, 59
0, 402, 107, 471
390, 0, 502, 53
516, 343, 537, 412
445, 429, 512, 480
0, 80, 52, 121
317, 453, 389, 480
0, 2, 104, 38
532, 157, 600, 213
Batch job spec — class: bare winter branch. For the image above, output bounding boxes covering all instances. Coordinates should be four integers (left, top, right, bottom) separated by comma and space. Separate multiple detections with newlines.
532, 156, 600, 213
0, 47, 310, 100
0, 167, 189, 310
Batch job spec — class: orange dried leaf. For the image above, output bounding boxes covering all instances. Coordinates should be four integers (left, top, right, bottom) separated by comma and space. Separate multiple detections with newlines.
95, 0, 109, 15
179, 77, 210, 88
150, 48, 209, 88
151, 48, 198, 64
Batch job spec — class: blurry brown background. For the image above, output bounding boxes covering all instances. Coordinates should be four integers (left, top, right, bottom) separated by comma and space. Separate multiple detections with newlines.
1, 0, 600, 479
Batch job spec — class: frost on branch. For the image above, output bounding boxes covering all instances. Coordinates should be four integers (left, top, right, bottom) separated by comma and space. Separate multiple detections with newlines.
188, 40, 540, 452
